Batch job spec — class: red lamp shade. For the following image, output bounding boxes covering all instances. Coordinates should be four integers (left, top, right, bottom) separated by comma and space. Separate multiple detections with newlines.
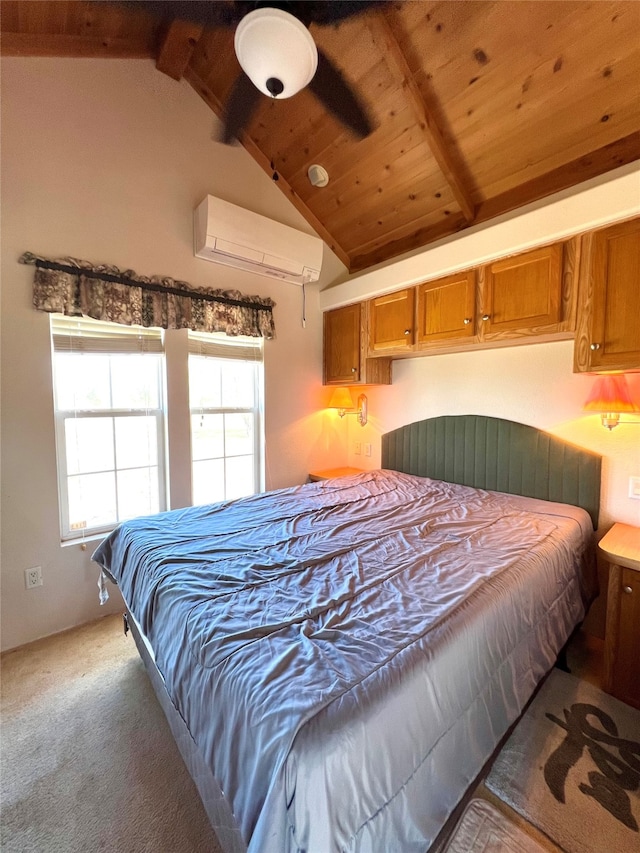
583, 374, 639, 429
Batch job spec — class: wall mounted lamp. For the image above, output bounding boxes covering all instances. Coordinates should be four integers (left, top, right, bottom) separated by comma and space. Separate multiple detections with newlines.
328, 387, 368, 426
583, 374, 640, 430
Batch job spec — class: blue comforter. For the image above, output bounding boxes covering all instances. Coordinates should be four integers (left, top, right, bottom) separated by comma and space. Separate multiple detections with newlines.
93, 470, 592, 852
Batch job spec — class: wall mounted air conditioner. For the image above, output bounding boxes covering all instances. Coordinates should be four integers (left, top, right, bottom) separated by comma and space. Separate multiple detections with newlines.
194, 195, 322, 284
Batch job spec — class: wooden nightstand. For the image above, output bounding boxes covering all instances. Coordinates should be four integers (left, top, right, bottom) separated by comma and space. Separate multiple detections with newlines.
599, 522, 640, 709
308, 467, 364, 482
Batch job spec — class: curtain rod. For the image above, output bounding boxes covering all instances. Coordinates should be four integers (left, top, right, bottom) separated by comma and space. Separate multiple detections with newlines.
21, 254, 275, 313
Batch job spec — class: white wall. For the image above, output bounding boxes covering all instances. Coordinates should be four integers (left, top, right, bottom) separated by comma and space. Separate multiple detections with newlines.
347, 344, 640, 530
0, 57, 347, 651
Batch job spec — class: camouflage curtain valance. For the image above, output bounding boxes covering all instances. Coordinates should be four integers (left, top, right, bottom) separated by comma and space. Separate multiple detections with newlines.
20, 251, 276, 339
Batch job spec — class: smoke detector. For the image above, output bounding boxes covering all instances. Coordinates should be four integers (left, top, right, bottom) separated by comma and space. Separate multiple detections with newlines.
307, 164, 329, 187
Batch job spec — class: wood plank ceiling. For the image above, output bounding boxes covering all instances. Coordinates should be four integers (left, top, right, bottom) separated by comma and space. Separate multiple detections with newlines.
2, 0, 639, 274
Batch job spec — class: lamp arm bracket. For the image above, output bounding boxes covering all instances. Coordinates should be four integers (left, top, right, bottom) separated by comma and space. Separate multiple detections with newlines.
357, 393, 367, 426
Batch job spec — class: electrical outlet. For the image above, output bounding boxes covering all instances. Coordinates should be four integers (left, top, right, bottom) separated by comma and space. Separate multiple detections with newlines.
354, 441, 361, 455
25, 566, 43, 589
364, 443, 372, 457
629, 476, 640, 500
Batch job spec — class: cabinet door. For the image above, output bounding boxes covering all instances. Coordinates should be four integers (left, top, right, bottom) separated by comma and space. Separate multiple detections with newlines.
481, 244, 562, 338
612, 567, 640, 709
323, 304, 361, 384
416, 271, 475, 346
583, 218, 640, 371
368, 289, 415, 355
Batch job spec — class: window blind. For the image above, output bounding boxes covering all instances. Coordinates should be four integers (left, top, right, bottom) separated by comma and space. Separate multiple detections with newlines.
187, 331, 263, 362
50, 315, 163, 354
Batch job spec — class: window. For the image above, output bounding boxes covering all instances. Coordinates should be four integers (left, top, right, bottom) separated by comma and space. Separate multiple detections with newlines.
51, 318, 265, 541
52, 317, 165, 540
188, 332, 263, 506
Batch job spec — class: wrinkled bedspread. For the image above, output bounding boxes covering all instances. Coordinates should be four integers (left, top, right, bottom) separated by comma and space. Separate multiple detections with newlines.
93, 470, 593, 853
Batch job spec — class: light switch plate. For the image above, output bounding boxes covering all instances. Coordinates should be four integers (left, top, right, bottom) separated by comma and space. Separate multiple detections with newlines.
629, 476, 640, 499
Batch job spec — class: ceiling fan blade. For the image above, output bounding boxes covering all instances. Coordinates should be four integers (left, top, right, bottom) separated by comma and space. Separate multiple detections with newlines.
308, 49, 374, 139
220, 71, 263, 144
130, 1, 384, 28
120, 1, 242, 27
291, 1, 383, 27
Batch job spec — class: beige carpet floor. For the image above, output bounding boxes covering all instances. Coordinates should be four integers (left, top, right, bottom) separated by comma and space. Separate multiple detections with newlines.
1, 616, 618, 853
1, 614, 223, 853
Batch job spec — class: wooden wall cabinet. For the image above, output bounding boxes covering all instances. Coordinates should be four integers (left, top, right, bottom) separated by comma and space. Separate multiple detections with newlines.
323, 303, 391, 385
479, 243, 564, 341
574, 216, 640, 373
366, 272, 476, 356
324, 303, 361, 384
323, 217, 639, 380
416, 270, 476, 347
367, 288, 415, 356
325, 237, 580, 377
367, 240, 575, 359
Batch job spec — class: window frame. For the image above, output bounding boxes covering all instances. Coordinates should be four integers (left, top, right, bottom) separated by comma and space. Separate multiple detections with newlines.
50, 319, 265, 543
51, 317, 167, 542
188, 333, 264, 506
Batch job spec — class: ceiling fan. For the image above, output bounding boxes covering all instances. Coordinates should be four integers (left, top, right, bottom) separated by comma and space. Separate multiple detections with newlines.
137, 1, 378, 144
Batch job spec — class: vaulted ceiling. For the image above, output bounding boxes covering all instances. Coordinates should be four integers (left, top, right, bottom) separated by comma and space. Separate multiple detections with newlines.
2, 1, 639, 274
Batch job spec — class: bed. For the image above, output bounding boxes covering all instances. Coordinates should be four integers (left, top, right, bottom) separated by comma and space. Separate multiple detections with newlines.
92, 414, 601, 853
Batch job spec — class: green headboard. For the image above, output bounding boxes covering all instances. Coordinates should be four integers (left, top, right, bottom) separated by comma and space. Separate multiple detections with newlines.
381, 415, 602, 529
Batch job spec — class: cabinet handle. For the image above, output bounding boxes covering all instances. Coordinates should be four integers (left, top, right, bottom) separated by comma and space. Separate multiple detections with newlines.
463, 318, 472, 325
482, 314, 490, 322
590, 343, 601, 351
623, 585, 633, 594
351, 367, 357, 373
404, 329, 411, 336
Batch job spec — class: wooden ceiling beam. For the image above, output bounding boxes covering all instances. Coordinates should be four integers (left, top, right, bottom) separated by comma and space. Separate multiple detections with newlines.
366, 12, 476, 225
184, 66, 352, 271
475, 133, 640, 224
0, 32, 152, 58
350, 214, 468, 273
350, 132, 640, 273
155, 20, 204, 82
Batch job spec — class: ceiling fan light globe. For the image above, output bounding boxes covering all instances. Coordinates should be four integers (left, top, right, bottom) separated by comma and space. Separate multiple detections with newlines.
234, 7, 318, 100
